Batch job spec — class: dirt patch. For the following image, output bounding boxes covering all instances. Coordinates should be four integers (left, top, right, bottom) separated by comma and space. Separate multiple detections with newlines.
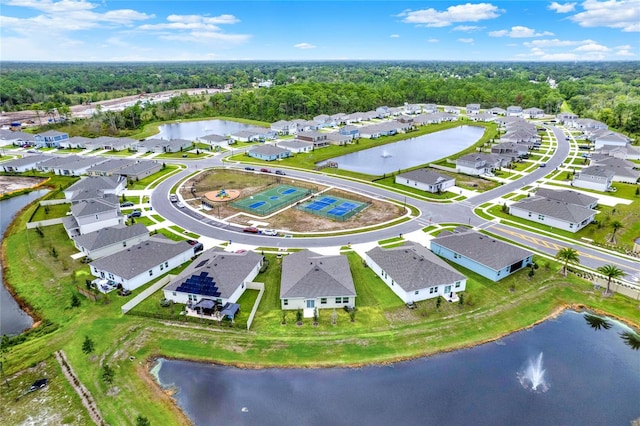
0, 176, 47, 195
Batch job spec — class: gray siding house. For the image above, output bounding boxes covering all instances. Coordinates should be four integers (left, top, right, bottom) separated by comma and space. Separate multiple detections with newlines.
73, 223, 150, 260
395, 169, 455, 193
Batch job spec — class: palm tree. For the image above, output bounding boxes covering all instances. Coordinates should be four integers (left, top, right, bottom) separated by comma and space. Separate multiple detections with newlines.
555, 247, 580, 277
609, 220, 623, 244
596, 264, 625, 295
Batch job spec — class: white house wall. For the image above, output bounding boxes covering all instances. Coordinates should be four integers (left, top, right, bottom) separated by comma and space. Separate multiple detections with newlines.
509, 206, 593, 233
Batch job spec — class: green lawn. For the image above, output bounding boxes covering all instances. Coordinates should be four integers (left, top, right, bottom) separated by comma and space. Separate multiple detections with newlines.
128, 165, 181, 190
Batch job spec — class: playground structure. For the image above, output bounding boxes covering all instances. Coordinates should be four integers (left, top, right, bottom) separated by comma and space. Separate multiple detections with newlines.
204, 188, 241, 202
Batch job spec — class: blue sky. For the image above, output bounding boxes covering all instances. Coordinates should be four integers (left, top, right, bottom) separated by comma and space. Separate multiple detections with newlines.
0, 0, 637, 61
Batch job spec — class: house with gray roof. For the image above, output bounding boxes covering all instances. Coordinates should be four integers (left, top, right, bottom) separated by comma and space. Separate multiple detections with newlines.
34, 130, 69, 148
164, 248, 263, 306
89, 236, 194, 291
0, 129, 36, 146
64, 175, 126, 201
326, 132, 352, 146
491, 142, 529, 160
430, 229, 533, 282
396, 169, 455, 193
523, 107, 544, 119
230, 130, 262, 143
280, 250, 356, 311
489, 107, 506, 116
116, 160, 162, 180
86, 158, 136, 176
66, 198, 123, 235
506, 106, 523, 117
557, 112, 578, 126
470, 112, 496, 122
37, 155, 106, 176
456, 153, 507, 176
276, 139, 314, 153
572, 166, 615, 192
596, 144, 640, 161
534, 188, 598, 209
591, 131, 631, 149
365, 242, 467, 303
59, 136, 92, 149
247, 144, 291, 161
73, 223, 150, 260
199, 133, 231, 147
1, 154, 52, 173
297, 131, 329, 147
137, 138, 193, 153
509, 196, 597, 233
466, 104, 481, 115
270, 120, 296, 135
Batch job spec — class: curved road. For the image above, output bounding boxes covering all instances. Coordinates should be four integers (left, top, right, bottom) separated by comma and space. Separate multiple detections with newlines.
150, 126, 640, 280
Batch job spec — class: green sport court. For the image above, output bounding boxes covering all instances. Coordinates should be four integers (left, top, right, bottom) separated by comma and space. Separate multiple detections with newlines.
231, 185, 311, 215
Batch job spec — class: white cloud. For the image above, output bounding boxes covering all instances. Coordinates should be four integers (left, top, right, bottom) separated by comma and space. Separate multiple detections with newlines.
399, 3, 502, 27
3, 0, 95, 13
458, 38, 474, 43
453, 25, 484, 32
167, 14, 239, 25
523, 38, 588, 47
390, 34, 400, 38
540, 52, 580, 60
294, 42, 316, 49
427, 38, 439, 43
574, 42, 610, 52
548, 2, 577, 13
160, 32, 251, 44
489, 26, 554, 38
569, 0, 640, 32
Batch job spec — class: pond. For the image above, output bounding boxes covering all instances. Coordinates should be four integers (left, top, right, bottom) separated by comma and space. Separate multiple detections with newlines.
0, 190, 49, 335
154, 119, 256, 140
321, 126, 485, 175
153, 310, 640, 426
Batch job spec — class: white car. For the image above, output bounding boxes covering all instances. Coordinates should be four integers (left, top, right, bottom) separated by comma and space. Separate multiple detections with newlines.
262, 229, 278, 236
176, 202, 185, 208
169, 194, 178, 202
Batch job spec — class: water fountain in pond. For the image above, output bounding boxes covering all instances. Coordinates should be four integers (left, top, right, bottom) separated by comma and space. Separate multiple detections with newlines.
518, 352, 549, 392
381, 150, 392, 158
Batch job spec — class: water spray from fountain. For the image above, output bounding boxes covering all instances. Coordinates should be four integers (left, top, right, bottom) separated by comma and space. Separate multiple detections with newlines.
518, 352, 549, 392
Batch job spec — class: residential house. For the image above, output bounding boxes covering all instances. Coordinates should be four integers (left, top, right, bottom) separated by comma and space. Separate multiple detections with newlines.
291, 119, 318, 132
556, 112, 578, 126
270, 120, 296, 135
591, 157, 640, 184
375, 106, 391, 118
489, 107, 506, 116
430, 229, 533, 282
339, 125, 360, 138
199, 134, 231, 148
0, 129, 36, 146
93, 136, 136, 151
572, 166, 615, 192
456, 153, 507, 176
395, 169, 455, 193
326, 133, 352, 146
405, 103, 424, 115
280, 250, 356, 310
34, 130, 69, 148
422, 104, 438, 114
444, 106, 461, 114
508, 195, 597, 233
247, 144, 291, 161
491, 142, 530, 160
64, 198, 123, 236
297, 131, 329, 147
276, 139, 314, 154
37, 155, 106, 176
506, 106, 523, 117
313, 114, 336, 128
86, 159, 136, 176
466, 104, 481, 115
116, 160, 162, 181
163, 249, 263, 307
230, 130, 261, 143
138, 138, 193, 153
89, 236, 194, 291
73, 223, 150, 260
523, 107, 545, 119
500, 128, 540, 147
591, 131, 631, 149
576, 118, 608, 133
470, 113, 496, 122
365, 242, 467, 303
596, 144, 640, 161
535, 188, 598, 209
64, 175, 127, 201
1, 154, 52, 173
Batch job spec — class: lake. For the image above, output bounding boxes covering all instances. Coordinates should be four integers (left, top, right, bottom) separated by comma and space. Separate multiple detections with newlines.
0, 190, 49, 335
154, 119, 255, 140
322, 126, 485, 175
153, 311, 640, 426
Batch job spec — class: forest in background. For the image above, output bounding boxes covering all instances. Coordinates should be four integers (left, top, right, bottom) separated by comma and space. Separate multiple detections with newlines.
1, 61, 638, 136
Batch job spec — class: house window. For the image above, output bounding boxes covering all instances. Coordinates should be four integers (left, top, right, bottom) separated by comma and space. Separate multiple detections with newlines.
283, 299, 288, 306
149, 270, 153, 276
160, 264, 164, 271
569, 223, 574, 229
454, 253, 460, 259
415, 290, 419, 295
528, 212, 532, 217
108, 273, 114, 280
335, 297, 342, 304
343, 297, 349, 304
123, 241, 127, 247
165, 261, 169, 268
241, 283, 245, 288
538, 214, 545, 220
321, 298, 327, 304
172, 292, 176, 296
455, 281, 461, 288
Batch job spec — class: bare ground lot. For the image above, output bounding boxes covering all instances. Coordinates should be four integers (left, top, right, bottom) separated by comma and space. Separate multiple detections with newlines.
182, 169, 404, 232
0, 176, 47, 195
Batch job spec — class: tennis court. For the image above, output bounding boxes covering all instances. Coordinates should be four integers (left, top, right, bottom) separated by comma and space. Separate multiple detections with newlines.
231, 185, 311, 215
298, 195, 368, 221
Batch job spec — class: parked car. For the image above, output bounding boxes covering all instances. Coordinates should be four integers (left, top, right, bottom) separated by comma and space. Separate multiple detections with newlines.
120, 201, 134, 207
244, 167, 255, 171
243, 226, 259, 233
193, 242, 204, 253
186, 239, 199, 246
176, 202, 185, 208
128, 210, 142, 218
260, 168, 271, 173
118, 289, 132, 296
540, 163, 546, 168
262, 229, 278, 236
274, 170, 286, 175
169, 194, 178, 202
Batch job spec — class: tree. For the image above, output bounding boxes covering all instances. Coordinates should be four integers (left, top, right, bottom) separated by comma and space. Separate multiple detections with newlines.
435, 296, 442, 310
101, 363, 115, 385
71, 293, 81, 308
609, 220, 623, 244
597, 264, 625, 296
135, 415, 151, 426
82, 336, 95, 354
555, 247, 580, 277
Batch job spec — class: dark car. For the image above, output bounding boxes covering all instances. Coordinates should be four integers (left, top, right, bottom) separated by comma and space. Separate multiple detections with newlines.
186, 239, 199, 245
120, 201, 134, 207
244, 167, 255, 171
118, 289, 132, 296
193, 242, 204, 253
243, 226, 259, 233
275, 170, 286, 175
128, 210, 142, 218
